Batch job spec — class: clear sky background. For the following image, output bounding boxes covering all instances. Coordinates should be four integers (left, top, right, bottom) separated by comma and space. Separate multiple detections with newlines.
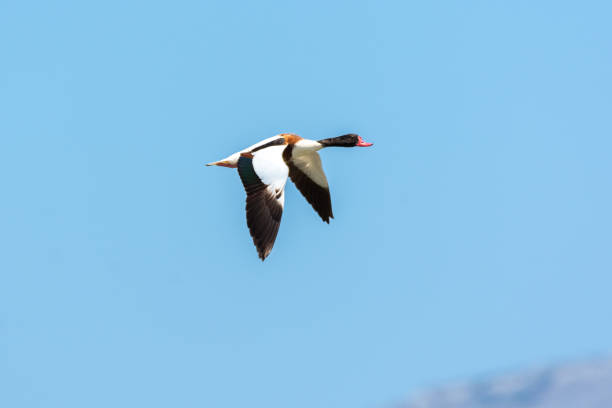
1, 1, 611, 407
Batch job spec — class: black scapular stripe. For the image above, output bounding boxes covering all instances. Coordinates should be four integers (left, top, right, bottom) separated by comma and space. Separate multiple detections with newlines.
250, 137, 285, 153
237, 155, 283, 260
282, 144, 333, 223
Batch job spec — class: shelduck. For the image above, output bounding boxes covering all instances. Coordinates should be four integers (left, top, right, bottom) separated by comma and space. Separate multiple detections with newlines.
207, 133, 373, 260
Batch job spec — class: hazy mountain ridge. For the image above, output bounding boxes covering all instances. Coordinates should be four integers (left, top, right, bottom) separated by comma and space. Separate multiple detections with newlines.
404, 358, 612, 408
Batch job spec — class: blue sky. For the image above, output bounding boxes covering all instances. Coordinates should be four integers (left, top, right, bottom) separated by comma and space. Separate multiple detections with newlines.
1, 1, 611, 407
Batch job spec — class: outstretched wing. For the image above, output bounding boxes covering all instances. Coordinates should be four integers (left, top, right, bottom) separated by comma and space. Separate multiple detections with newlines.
237, 145, 288, 260
285, 148, 333, 223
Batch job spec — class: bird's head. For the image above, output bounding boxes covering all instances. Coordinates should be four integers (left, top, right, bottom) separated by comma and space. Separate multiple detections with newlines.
318, 134, 373, 148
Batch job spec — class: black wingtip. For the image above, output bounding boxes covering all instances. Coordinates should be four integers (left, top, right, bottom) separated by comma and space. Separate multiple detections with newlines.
320, 212, 333, 223
258, 248, 269, 261
254, 240, 271, 261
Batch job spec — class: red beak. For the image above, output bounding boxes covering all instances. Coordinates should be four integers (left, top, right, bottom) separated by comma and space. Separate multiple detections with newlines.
356, 135, 373, 147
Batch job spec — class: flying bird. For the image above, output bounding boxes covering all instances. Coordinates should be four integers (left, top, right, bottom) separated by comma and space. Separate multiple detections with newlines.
207, 133, 373, 260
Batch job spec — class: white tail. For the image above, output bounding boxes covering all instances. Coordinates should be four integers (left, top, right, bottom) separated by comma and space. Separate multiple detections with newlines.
206, 152, 240, 168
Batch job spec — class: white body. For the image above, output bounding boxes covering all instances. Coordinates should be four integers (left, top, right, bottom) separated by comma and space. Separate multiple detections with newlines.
207, 136, 328, 188
207, 136, 287, 167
